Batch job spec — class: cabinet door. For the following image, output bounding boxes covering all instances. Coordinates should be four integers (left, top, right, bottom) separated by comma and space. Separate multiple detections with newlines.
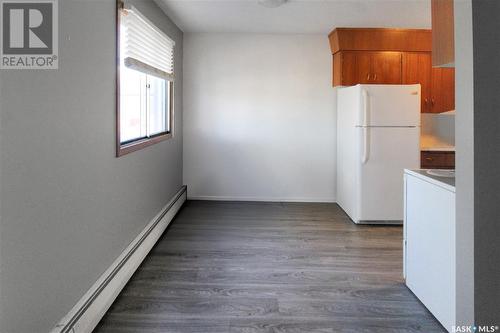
340, 51, 371, 85
333, 53, 342, 86
403, 52, 432, 113
432, 0, 454, 66
370, 52, 402, 84
336, 51, 402, 86
430, 67, 455, 113
439, 68, 455, 112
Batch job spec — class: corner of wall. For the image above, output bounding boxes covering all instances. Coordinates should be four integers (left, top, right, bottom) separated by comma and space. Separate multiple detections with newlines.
454, 0, 474, 326
0, 63, 4, 332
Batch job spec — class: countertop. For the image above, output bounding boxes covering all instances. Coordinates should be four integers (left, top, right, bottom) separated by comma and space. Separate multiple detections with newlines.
420, 147, 455, 152
405, 169, 455, 192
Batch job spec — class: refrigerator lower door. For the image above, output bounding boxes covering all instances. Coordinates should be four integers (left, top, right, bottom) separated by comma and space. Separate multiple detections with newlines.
355, 126, 420, 223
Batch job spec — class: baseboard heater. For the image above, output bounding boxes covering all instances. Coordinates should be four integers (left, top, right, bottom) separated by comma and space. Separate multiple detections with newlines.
51, 185, 187, 333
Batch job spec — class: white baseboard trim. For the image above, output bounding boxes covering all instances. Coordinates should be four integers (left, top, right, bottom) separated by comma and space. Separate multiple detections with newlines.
51, 185, 187, 333
187, 194, 336, 203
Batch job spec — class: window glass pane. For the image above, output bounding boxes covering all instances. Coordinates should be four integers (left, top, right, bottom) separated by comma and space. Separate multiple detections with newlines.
120, 66, 147, 143
118, 8, 174, 154
166, 81, 171, 132
148, 75, 167, 136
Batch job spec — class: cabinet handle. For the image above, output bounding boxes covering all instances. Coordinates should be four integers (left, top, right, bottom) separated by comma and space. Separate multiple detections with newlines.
373, 73, 377, 80
366, 74, 370, 81
431, 98, 435, 106
425, 157, 433, 161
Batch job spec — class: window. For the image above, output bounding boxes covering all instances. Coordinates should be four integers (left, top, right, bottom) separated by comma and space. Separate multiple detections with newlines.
116, 2, 175, 156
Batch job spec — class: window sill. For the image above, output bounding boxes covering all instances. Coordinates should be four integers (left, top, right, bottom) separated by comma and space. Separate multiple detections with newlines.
116, 132, 172, 157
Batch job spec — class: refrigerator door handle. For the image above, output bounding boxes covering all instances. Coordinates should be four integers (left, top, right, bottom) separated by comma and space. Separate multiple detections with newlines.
362, 89, 369, 127
361, 89, 370, 164
361, 127, 370, 164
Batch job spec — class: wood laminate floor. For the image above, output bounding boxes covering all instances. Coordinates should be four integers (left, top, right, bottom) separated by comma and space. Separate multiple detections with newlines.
94, 200, 445, 333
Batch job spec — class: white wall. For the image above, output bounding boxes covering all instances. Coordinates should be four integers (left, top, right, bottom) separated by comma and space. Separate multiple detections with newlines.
454, 0, 474, 326
183, 33, 336, 202
0, 1, 183, 332
421, 113, 455, 149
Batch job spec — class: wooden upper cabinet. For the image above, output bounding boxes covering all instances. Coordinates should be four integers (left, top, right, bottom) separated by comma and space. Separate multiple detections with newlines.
333, 52, 369, 86
370, 52, 402, 84
329, 28, 432, 54
353, 52, 372, 83
334, 51, 401, 86
338, 52, 370, 85
431, 0, 455, 67
330, 28, 430, 87
430, 67, 455, 113
403, 54, 455, 113
402, 52, 432, 112
329, 28, 454, 114
332, 53, 343, 86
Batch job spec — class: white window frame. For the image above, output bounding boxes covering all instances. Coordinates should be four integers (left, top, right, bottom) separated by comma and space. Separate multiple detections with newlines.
116, 1, 174, 157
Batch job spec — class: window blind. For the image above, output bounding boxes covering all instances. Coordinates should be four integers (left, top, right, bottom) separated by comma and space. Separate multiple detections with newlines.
121, 4, 175, 81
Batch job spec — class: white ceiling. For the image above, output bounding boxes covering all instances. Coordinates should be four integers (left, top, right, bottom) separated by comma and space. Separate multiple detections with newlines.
155, 0, 431, 35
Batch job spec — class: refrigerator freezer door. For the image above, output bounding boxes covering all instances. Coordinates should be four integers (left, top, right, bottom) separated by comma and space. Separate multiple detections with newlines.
337, 85, 361, 128
356, 126, 420, 222
358, 84, 421, 127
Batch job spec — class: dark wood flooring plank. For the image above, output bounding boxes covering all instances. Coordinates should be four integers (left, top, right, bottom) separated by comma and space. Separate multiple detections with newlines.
228, 318, 443, 333
93, 200, 444, 333
119, 282, 417, 303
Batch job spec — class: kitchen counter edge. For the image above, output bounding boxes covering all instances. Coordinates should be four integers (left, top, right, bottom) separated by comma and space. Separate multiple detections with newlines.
404, 169, 456, 193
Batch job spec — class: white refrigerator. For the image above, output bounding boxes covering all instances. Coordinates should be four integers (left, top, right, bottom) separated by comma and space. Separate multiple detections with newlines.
336, 84, 421, 224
